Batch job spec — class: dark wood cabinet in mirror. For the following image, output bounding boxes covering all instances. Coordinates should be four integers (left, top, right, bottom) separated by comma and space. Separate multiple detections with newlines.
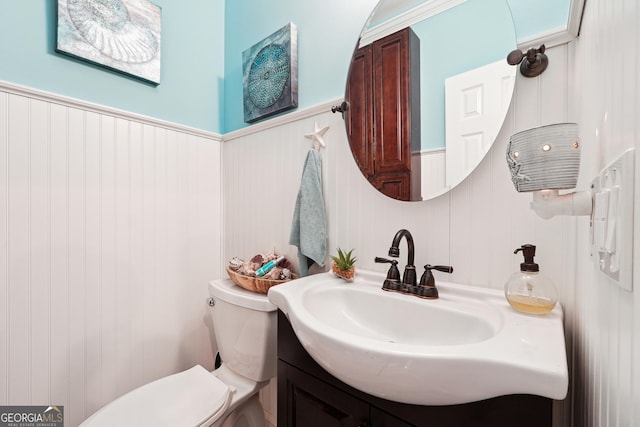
344, 0, 517, 201
347, 28, 420, 201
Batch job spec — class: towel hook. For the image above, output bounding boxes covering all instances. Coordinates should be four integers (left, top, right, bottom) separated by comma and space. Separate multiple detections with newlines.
304, 121, 329, 151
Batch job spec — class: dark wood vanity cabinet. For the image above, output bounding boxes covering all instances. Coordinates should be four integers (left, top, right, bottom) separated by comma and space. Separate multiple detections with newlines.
279, 362, 370, 427
277, 310, 553, 427
346, 28, 420, 201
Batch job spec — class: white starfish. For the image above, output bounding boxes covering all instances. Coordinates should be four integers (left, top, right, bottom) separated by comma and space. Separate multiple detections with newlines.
304, 121, 329, 150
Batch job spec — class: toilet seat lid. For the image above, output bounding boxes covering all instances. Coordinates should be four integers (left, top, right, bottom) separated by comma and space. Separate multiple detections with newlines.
81, 365, 232, 427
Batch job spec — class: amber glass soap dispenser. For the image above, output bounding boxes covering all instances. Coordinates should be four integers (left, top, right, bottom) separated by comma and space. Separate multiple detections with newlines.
505, 244, 558, 315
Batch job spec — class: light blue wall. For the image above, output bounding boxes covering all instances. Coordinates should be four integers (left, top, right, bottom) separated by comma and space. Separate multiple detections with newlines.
223, 0, 378, 133
415, 0, 516, 150
0, 1, 569, 135
507, 0, 570, 41
0, 0, 225, 133
223, 0, 570, 134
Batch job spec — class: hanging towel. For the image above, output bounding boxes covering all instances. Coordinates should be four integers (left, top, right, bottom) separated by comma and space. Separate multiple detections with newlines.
289, 149, 327, 276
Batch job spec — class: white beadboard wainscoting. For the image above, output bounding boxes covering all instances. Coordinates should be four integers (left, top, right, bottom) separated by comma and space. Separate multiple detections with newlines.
0, 83, 223, 426
411, 148, 446, 200
225, 44, 577, 426
571, 0, 640, 425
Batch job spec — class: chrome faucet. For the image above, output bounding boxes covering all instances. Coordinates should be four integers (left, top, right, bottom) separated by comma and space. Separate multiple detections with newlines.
388, 229, 417, 286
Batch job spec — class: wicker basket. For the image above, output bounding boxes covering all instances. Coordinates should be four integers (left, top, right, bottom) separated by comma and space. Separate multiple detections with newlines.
226, 266, 297, 294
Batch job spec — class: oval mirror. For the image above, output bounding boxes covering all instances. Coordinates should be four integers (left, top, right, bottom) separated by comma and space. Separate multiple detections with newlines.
344, 0, 517, 201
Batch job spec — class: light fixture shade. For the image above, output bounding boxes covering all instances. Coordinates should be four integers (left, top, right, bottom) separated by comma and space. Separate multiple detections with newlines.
506, 123, 580, 192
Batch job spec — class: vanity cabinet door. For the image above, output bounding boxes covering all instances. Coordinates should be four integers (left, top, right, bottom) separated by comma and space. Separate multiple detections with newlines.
370, 407, 414, 427
278, 361, 369, 427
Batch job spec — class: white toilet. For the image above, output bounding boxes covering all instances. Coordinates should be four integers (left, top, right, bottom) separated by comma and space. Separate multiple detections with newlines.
80, 278, 277, 427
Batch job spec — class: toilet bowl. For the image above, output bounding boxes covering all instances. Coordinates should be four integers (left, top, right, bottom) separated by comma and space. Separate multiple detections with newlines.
79, 279, 277, 427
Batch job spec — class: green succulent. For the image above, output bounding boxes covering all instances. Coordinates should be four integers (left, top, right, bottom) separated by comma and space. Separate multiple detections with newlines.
330, 248, 357, 271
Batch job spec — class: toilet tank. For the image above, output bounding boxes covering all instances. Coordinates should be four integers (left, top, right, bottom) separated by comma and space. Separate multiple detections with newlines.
208, 279, 277, 382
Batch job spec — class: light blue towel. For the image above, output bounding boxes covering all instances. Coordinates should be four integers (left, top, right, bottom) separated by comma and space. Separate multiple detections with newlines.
289, 149, 327, 276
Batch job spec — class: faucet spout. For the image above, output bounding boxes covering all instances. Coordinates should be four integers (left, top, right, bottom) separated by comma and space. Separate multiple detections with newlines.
389, 229, 416, 286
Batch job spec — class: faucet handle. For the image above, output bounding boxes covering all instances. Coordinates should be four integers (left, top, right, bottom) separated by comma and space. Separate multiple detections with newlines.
415, 265, 452, 299
419, 265, 454, 287
428, 265, 454, 274
375, 257, 401, 282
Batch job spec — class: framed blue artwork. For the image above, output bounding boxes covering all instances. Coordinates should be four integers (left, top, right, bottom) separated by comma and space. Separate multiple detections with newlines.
56, 0, 162, 85
243, 23, 298, 123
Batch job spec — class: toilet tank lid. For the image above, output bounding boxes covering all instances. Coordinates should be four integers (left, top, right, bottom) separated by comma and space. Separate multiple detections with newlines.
209, 279, 277, 312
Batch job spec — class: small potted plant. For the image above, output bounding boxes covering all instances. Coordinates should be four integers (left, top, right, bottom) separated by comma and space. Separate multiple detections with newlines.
331, 248, 357, 281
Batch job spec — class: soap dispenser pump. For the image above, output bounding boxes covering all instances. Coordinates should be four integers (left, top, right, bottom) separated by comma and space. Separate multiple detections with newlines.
504, 244, 558, 315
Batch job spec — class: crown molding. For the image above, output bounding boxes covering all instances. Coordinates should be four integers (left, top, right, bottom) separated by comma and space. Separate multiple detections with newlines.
359, 0, 585, 51
359, 0, 466, 47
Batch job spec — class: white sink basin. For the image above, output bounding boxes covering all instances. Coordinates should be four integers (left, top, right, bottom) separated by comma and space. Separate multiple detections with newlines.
268, 269, 568, 406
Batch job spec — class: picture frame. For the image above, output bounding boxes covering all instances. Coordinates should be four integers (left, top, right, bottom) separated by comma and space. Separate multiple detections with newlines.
242, 23, 298, 123
56, 0, 162, 85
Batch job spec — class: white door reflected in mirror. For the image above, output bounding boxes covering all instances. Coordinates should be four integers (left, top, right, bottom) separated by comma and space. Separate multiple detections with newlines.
443, 59, 515, 196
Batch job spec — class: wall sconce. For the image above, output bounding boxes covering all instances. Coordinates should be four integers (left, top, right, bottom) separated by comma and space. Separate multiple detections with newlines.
507, 44, 549, 78
506, 123, 592, 219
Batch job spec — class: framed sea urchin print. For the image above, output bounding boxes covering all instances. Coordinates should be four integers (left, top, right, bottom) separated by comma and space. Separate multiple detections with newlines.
242, 23, 298, 123
56, 0, 162, 85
